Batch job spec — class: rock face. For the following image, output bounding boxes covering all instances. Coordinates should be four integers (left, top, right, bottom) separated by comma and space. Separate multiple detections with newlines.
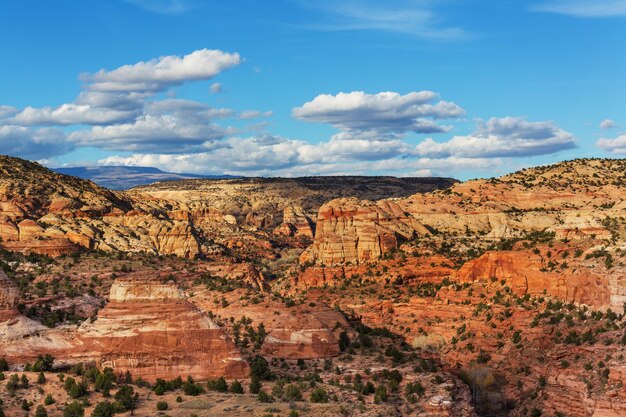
0, 270, 74, 365
190, 288, 349, 360
454, 250, 614, 308
399, 159, 625, 240
76, 276, 248, 382
274, 205, 315, 238
0, 156, 453, 259
259, 304, 346, 359
0, 269, 19, 311
300, 198, 430, 265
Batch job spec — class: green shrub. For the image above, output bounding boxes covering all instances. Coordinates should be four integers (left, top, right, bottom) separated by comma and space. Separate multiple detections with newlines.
207, 376, 228, 392
114, 385, 138, 412
310, 387, 329, 403
257, 390, 274, 403
284, 384, 302, 401
91, 401, 115, 417
63, 401, 84, 417
250, 356, 273, 380
230, 380, 244, 394
183, 376, 204, 396
250, 377, 262, 394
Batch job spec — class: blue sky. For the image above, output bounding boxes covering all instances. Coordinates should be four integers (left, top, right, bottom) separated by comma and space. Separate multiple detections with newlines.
0, 0, 625, 179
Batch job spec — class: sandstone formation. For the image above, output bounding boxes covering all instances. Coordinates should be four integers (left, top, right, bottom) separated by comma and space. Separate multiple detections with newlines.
259, 304, 346, 359
399, 159, 625, 240
274, 205, 315, 238
75, 275, 248, 382
454, 250, 613, 308
0, 270, 74, 365
2, 156, 626, 416
0, 156, 453, 259
190, 288, 349, 360
0, 269, 19, 311
300, 198, 430, 265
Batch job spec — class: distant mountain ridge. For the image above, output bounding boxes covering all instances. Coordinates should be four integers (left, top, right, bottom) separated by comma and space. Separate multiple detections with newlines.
52, 166, 239, 190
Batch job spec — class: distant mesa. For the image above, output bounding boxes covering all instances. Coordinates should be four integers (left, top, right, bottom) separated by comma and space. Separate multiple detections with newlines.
52, 165, 240, 190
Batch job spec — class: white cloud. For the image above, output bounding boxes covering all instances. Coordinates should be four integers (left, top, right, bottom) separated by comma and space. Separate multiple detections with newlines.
146, 99, 234, 120
533, 0, 626, 17
66, 99, 237, 154
82, 49, 241, 93
0, 125, 72, 159
0, 50, 260, 154
69, 113, 232, 153
210, 82, 223, 93
293, 91, 464, 140
597, 134, 626, 154
238, 110, 273, 120
96, 132, 502, 177
2, 49, 242, 129
599, 119, 618, 129
9, 104, 138, 126
416, 117, 576, 158
0, 106, 18, 119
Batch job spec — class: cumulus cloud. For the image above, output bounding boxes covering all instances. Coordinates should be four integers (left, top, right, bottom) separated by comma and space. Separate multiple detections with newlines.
69, 113, 232, 153
2, 49, 242, 130
533, 0, 626, 17
66, 99, 237, 153
416, 117, 576, 158
293, 91, 464, 141
82, 49, 241, 93
0, 106, 18, 119
597, 134, 626, 154
0, 126, 73, 159
96, 132, 501, 177
0, 50, 262, 155
600, 119, 618, 129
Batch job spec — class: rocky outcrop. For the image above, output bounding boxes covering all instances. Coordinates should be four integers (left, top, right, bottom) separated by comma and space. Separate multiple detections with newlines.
0, 269, 19, 310
0, 270, 74, 365
260, 304, 346, 359
300, 198, 430, 265
454, 250, 613, 308
1, 272, 249, 380
551, 214, 613, 240
190, 289, 349, 359
0, 156, 452, 259
75, 275, 248, 382
274, 205, 315, 238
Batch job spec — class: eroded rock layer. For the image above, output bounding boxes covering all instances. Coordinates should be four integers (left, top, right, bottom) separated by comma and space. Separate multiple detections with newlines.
300, 198, 430, 265
454, 250, 612, 308
75, 276, 248, 382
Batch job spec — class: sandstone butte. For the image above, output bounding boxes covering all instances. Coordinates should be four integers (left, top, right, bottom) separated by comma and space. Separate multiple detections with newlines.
300, 197, 431, 265
273, 205, 316, 238
75, 275, 249, 382
0, 271, 249, 382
